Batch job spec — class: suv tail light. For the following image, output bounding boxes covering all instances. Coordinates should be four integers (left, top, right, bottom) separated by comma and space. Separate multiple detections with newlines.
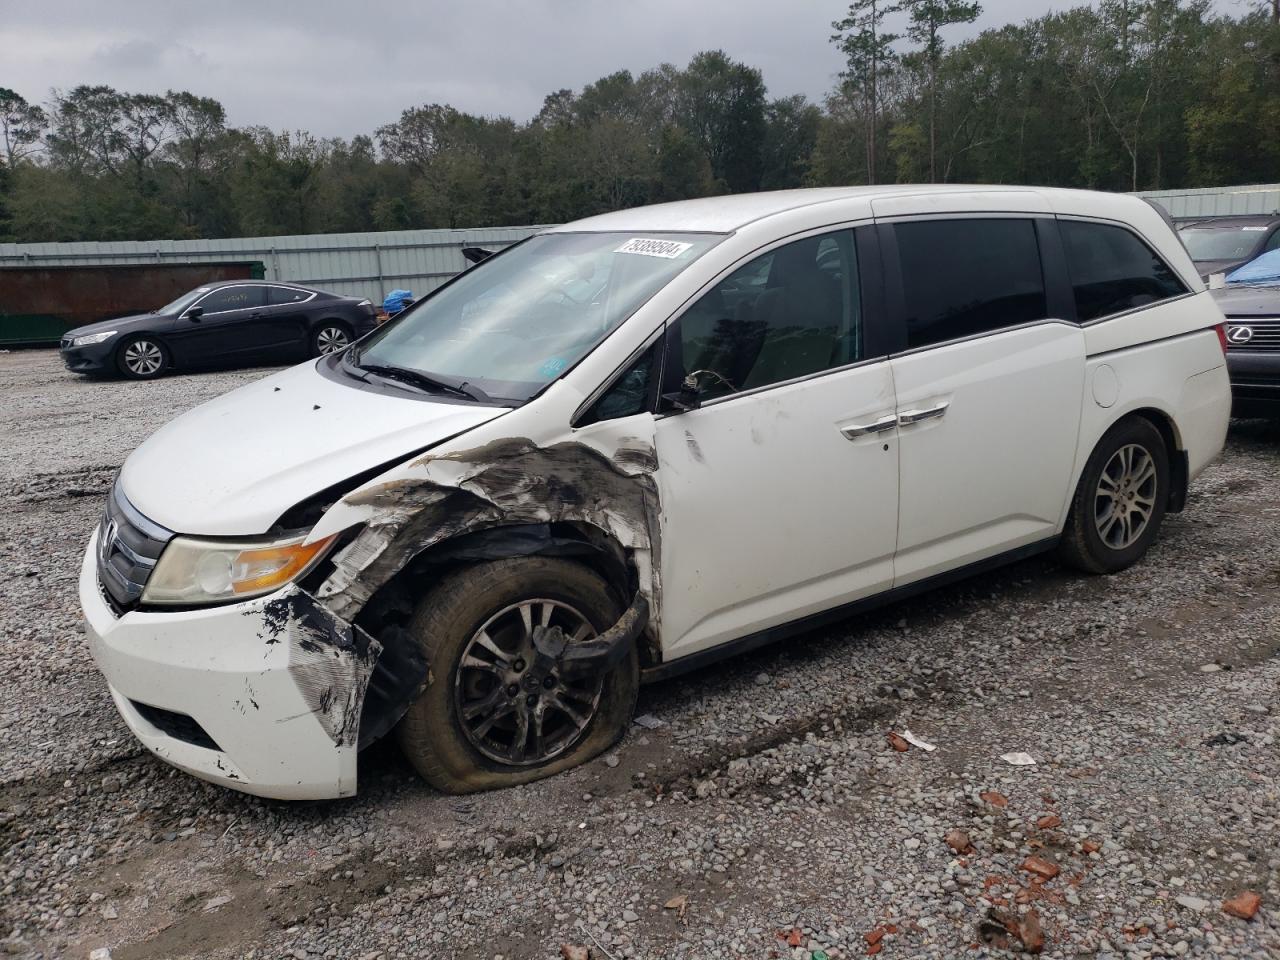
1214, 322, 1229, 355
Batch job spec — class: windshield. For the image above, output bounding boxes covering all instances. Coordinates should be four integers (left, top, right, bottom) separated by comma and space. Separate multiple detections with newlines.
353, 232, 722, 402
157, 287, 210, 315
1179, 226, 1267, 262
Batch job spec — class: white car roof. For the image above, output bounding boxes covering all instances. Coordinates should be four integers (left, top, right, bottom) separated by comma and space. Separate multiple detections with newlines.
545, 184, 1151, 234
543, 185, 1201, 291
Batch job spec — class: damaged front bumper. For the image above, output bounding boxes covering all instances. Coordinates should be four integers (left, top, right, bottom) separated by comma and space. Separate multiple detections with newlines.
80, 531, 367, 800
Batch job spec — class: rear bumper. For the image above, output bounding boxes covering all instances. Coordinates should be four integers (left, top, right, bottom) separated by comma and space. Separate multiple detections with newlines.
81, 530, 361, 800
1226, 350, 1280, 418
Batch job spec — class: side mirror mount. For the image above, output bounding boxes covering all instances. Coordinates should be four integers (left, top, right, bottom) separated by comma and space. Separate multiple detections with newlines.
661, 372, 702, 412
184, 306, 204, 322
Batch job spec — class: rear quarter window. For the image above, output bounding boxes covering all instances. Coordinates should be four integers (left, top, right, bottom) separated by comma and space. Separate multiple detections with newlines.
1060, 220, 1188, 323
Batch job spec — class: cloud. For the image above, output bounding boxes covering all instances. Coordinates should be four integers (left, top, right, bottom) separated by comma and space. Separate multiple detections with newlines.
2, 0, 1236, 138
91, 38, 165, 70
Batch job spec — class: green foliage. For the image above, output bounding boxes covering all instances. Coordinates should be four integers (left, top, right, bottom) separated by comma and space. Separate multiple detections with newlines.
1, 6, 1276, 244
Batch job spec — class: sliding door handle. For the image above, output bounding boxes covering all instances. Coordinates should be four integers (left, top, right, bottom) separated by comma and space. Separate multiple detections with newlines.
840, 414, 897, 440
897, 401, 950, 426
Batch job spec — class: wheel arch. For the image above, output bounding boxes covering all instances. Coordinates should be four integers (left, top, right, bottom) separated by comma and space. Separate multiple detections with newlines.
1129, 406, 1189, 513
350, 519, 650, 750
313, 316, 353, 333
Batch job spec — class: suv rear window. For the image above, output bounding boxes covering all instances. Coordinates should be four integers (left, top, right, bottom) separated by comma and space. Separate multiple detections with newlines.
1061, 220, 1187, 322
894, 218, 1048, 349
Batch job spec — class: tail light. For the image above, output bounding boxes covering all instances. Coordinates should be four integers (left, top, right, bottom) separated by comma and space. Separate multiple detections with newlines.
1214, 322, 1229, 355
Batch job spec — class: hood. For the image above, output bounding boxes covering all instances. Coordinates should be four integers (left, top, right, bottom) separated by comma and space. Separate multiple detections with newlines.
120, 360, 508, 535
1195, 258, 1247, 281
1211, 284, 1280, 318
63, 312, 158, 339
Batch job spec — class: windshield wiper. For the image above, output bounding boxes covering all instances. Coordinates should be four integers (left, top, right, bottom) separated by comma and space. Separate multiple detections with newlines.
355, 361, 492, 403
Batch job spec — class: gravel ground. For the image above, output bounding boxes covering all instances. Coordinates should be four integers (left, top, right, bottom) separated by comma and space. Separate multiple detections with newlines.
1, 349, 1277, 960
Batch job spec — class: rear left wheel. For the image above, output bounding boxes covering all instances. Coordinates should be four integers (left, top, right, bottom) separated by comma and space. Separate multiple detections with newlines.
311, 323, 351, 357
395, 557, 639, 794
1058, 416, 1170, 574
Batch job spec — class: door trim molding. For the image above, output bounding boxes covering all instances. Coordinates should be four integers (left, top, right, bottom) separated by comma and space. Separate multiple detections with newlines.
641, 535, 1059, 683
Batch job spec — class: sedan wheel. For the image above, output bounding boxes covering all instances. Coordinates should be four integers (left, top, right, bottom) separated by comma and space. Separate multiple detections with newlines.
117, 338, 168, 379
313, 325, 350, 356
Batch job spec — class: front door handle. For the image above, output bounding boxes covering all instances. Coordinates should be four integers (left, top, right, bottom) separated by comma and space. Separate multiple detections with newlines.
840, 414, 897, 440
898, 401, 950, 426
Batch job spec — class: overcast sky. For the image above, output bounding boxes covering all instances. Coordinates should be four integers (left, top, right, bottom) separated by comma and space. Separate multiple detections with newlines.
4, 0, 1249, 138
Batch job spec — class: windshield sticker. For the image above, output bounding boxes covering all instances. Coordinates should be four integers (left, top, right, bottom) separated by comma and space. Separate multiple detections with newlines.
1241, 226, 1267, 231
538, 357, 568, 378
615, 238, 694, 259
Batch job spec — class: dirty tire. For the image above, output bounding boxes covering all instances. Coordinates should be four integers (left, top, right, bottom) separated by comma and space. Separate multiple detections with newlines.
115, 336, 170, 380
396, 557, 639, 794
1058, 415, 1169, 574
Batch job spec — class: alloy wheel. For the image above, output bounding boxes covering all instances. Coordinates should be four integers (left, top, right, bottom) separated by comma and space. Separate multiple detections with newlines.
454, 599, 603, 766
316, 326, 350, 354
1094, 443, 1158, 550
123, 340, 164, 377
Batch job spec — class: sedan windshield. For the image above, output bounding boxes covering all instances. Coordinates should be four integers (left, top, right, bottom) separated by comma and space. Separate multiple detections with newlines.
1179, 226, 1268, 262
157, 287, 210, 315
353, 232, 722, 402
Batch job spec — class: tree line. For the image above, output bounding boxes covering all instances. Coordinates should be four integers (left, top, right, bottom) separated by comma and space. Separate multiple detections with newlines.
0, 0, 1277, 244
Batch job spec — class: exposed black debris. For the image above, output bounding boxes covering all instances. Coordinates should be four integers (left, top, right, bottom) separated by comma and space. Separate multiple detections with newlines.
318, 436, 661, 625
257, 590, 383, 747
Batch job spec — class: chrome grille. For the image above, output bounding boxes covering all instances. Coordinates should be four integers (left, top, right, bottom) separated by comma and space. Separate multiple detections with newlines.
1225, 317, 1280, 351
96, 483, 173, 610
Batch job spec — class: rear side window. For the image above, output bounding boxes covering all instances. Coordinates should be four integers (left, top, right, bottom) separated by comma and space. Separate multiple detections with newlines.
1060, 220, 1187, 322
894, 219, 1047, 349
198, 285, 264, 313
268, 286, 312, 305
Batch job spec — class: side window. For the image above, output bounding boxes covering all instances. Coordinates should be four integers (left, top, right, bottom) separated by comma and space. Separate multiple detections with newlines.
198, 285, 264, 313
268, 286, 311, 305
894, 218, 1047, 349
583, 344, 656, 424
1265, 229, 1280, 254
676, 230, 860, 400
1060, 220, 1188, 323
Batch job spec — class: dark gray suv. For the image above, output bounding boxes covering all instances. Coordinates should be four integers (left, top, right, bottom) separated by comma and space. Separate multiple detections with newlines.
1213, 283, 1280, 418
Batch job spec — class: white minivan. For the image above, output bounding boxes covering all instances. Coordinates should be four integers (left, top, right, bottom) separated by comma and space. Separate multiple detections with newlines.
81, 186, 1231, 799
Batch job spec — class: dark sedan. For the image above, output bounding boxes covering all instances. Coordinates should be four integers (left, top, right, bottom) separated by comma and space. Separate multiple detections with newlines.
59, 281, 378, 379
1178, 215, 1280, 281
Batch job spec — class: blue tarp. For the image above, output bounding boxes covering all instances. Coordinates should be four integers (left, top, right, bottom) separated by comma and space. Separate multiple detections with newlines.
1227, 249, 1280, 285
382, 289, 415, 314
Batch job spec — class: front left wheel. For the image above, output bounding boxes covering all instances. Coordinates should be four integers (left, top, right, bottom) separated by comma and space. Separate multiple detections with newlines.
116, 336, 169, 380
395, 557, 639, 794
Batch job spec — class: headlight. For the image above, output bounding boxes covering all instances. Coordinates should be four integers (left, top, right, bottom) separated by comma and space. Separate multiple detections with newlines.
72, 331, 117, 346
141, 531, 338, 606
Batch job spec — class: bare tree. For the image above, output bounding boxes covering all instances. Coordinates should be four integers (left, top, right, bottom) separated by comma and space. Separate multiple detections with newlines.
0, 88, 47, 165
